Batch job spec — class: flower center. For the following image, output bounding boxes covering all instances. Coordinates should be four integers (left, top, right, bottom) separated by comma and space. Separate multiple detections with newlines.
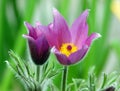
60, 43, 78, 57
67, 45, 72, 50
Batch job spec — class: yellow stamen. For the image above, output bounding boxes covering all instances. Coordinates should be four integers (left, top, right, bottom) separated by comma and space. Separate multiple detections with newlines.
60, 43, 78, 57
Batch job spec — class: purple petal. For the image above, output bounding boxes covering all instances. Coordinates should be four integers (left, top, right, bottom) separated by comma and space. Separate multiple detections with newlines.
23, 34, 35, 41
36, 35, 50, 64
28, 37, 40, 64
52, 46, 88, 65
29, 34, 50, 65
70, 9, 89, 48
69, 47, 88, 64
48, 23, 53, 30
36, 34, 49, 56
42, 23, 60, 49
35, 21, 41, 26
36, 24, 48, 37
56, 54, 71, 65
53, 8, 71, 48
52, 47, 72, 65
24, 22, 37, 39
85, 33, 101, 46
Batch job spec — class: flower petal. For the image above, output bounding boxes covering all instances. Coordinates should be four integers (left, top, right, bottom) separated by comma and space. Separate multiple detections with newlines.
28, 37, 40, 64
23, 34, 35, 41
30, 34, 50, 65
42, 23, 60, 49
53, 8, 71, 48
24, 22, 37, 39
36, 35, 49, 56
36, 24, 48, 37
85, 33, 101, 46
52, 47, 72, 65
70, 9, 89, 48
68, 46, 88, 64
52, 46, 88, 65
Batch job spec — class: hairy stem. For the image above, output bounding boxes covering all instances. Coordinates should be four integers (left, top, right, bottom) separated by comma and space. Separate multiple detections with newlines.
36, 66, 40, 82
62, 66, 68, 91
36, 66, 42, 91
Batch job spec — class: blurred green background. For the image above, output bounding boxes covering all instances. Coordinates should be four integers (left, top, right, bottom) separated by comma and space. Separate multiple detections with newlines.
0, 0, 120, 91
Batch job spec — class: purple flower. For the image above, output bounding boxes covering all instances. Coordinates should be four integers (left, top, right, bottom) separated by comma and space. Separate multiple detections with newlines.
45, 9, 101, 65
23, 22, 50, 65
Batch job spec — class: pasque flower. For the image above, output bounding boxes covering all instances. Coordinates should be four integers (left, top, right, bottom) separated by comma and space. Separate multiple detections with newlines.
23, 22, 50, 65
45, 9, 101, 65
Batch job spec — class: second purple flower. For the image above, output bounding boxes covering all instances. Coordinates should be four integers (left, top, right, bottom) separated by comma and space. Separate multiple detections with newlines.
24, 22, 50, 65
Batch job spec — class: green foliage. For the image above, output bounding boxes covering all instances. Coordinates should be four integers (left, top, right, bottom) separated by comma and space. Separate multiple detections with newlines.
6, 51, 120, 91
7, 50, 62, 91
111, 40, 120, 61
66, 71, 120, 91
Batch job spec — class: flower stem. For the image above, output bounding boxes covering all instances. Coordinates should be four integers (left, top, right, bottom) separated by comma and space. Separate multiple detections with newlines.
36, 66, 42, 91
62, 66, 68, 91
36, 66, 40, 82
